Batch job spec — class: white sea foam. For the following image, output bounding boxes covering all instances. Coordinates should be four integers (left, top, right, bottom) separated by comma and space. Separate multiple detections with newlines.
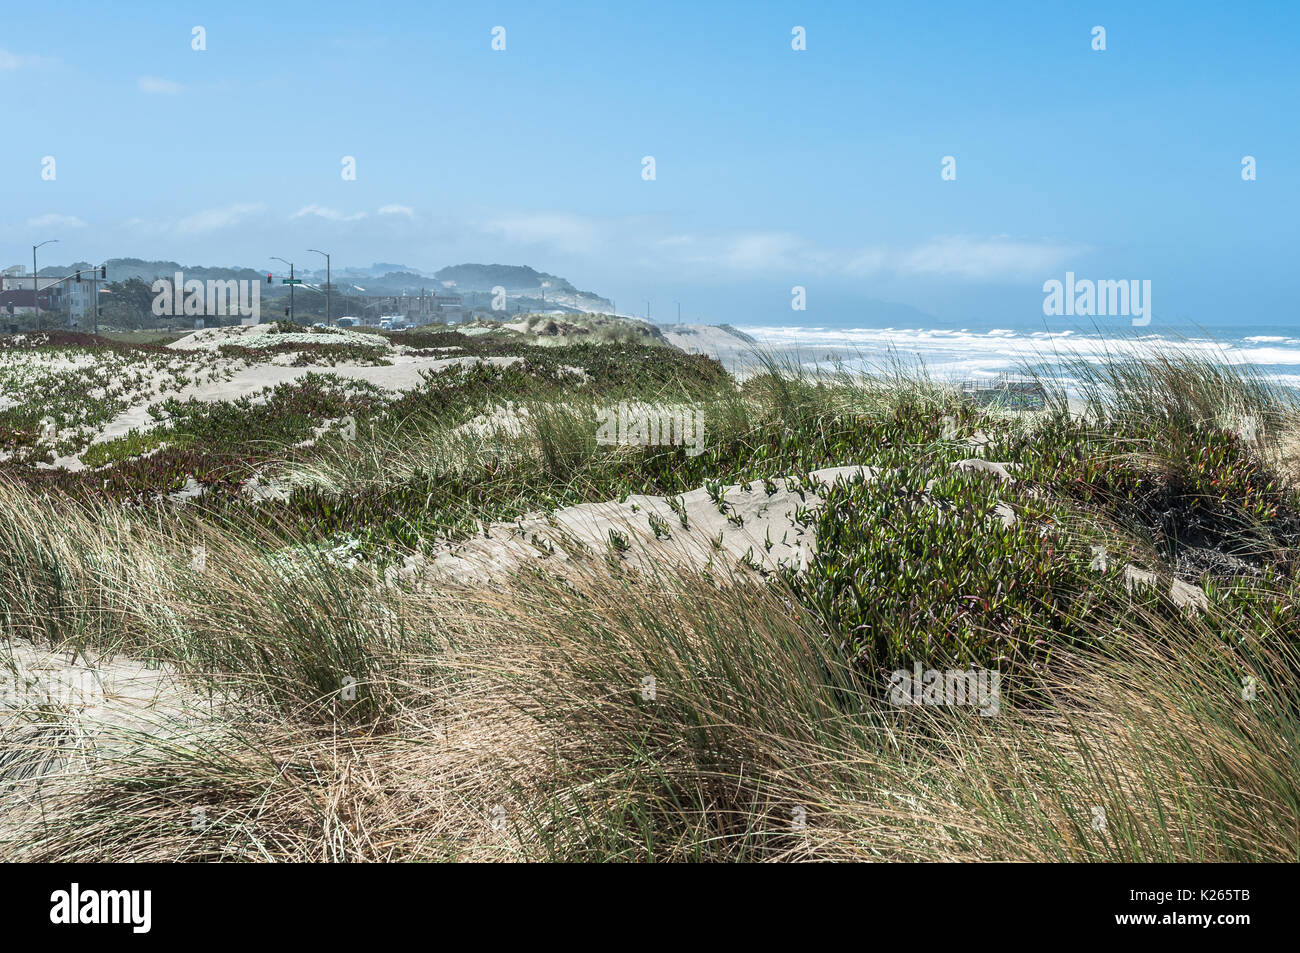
731, 325, 1300, 386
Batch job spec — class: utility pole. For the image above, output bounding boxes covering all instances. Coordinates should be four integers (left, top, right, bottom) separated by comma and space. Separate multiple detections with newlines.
308, 249, 330, 326
272, 257, 295, 322
32, 238, 57, 329
87, 262, 104, 334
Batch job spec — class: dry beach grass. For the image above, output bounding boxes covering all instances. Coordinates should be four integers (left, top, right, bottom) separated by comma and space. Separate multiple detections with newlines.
1, 326, 1298, 861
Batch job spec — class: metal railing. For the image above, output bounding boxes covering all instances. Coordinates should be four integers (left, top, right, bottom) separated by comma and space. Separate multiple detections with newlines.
958, 373, 1046, 409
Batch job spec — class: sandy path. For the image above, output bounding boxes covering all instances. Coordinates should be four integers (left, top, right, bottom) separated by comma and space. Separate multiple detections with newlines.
92, 354, 521, 447
407, 465, 878, 585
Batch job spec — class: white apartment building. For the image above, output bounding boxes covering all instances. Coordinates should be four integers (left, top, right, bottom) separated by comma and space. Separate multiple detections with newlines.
1, 266, 98, 318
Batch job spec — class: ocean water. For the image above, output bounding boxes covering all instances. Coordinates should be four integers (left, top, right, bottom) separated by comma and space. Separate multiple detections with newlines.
732, 323, 1300, 392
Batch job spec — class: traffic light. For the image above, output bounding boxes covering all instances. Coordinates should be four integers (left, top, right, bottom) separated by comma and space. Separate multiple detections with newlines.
75, 271, 81, 282
284, 307, 290, 317
267, 273, 272, 284
100, 265, 106, 279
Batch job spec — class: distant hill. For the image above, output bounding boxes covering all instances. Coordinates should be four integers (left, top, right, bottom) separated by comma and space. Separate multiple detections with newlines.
32, 257, 616, 316
348, 271, 430, 292
462, 311, 669, 348
434, 264, 577, 293
852, 298, 942, 325
37, 259, 270, 284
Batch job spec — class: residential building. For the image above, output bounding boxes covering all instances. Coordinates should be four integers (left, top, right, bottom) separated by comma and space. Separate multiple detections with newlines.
0, 269, 100, 317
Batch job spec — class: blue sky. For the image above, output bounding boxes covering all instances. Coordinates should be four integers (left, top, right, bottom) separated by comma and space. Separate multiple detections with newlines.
2, 0, 1297, 328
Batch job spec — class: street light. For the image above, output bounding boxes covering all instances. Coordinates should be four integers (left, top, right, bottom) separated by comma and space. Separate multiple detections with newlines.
271, 256, 295, 323
307, 249, 330, 326
32, 239, 57, 328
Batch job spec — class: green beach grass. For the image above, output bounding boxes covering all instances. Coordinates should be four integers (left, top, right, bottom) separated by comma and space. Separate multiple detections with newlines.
1, 329, 1297, 861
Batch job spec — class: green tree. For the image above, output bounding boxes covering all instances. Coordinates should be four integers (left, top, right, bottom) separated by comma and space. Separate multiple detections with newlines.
99, 277, 157, 329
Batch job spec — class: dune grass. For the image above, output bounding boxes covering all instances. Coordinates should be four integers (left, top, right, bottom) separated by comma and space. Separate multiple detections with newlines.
1, 341, 1298, 861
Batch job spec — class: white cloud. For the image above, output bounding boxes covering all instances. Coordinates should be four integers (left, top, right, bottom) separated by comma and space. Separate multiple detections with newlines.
715, 231, 840, 273
847, 236, 1087, 281
469, 212, 1082, 284
0, 48, 56, 70
900, 236, 1086, 280
483, 212, 600, 253
842, 247, 889, 276
720, 232, 803, 270
292, 204, 367, 222
26, 213, 86, 230
637, 227, 1085, 283
138, 76, 183, 95
377, 204, 415, 218
177, 203, 264, 235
